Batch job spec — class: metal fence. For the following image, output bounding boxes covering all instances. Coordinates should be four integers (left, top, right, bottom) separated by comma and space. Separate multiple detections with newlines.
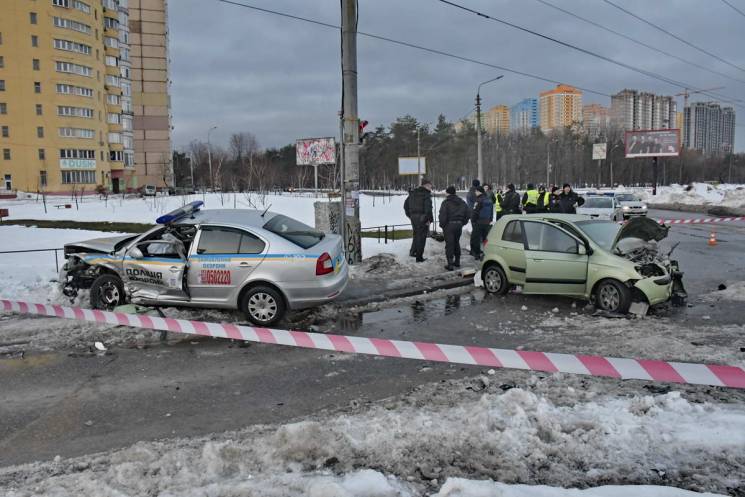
360, 224, 412, 244
0, 248, 63, 272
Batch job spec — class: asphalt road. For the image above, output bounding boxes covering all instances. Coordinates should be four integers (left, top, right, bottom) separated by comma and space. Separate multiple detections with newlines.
1, 209, 745, 467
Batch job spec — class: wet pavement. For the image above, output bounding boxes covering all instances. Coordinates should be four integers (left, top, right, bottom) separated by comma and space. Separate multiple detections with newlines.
1, 209, 745, 467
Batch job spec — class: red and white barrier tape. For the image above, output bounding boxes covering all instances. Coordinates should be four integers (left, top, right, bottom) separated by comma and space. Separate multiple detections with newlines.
658, 216, 745, 225
2, 299, 744, 389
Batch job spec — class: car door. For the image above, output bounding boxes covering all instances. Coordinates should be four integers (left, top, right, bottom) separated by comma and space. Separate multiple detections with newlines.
124, 239, 189, 302
188, 225, 267, 303
499, 220, 527, 284
522, 220, 589, 296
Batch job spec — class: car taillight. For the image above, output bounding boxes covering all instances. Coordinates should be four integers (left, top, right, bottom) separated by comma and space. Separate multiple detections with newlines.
316, 252, 334, 276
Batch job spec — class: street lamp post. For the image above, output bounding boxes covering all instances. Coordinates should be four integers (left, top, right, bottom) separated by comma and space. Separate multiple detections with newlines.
207, 125, 218, 191
476, 75, 504, 183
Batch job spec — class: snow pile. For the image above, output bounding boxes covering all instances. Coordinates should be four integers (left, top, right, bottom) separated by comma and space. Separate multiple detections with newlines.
701, 281, 745, 302
434, 480, 726, 497
1, 377, 742, 496
638, 183, 745, 209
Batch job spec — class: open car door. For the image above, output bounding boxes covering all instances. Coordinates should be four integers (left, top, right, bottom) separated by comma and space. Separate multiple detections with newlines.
124, 239, 189, 303
521, 220, 589, 296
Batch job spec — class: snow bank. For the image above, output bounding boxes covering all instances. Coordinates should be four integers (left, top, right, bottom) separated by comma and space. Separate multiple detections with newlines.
638, 183, 745, 209
1, 377, 741, 496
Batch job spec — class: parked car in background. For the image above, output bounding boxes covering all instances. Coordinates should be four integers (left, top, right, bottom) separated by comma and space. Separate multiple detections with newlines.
576, 195, 624, 221
614, 192, 648, 219
143, 185, 157, 197
59, 202, 348, 325
480, 214, 686, 314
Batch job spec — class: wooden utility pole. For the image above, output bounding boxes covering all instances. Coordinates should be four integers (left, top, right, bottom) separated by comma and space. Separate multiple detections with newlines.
341, 0, 361, 264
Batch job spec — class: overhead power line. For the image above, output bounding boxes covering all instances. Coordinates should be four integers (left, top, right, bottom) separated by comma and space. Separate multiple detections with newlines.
602, 0, 745, 75
721, 0, 745, 19
534, 0, 745, 87
216, 0, 611, 97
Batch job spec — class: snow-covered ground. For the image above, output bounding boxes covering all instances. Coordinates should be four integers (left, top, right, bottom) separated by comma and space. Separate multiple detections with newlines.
631, 183, 745, 209
0, 375, 740, 497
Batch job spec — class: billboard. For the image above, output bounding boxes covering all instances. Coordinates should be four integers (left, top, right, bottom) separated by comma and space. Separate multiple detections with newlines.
592, 143, 607, 161
296, 137, 336, 165
624, 129, 680, 158
398, 157, 426, 176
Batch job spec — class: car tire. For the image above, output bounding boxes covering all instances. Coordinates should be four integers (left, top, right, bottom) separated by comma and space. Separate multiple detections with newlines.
240, 285, 286, 326
90, 274, 125, 310
595, 279, 631, 314
483, 264, 509, 295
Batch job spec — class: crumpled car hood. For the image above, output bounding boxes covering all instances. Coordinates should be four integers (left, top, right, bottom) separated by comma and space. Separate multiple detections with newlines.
64, 235, 136, 254
612, 217, 668, 251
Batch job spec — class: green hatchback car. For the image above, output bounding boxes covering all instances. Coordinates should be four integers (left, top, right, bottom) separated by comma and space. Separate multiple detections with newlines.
480, 214, 686, 313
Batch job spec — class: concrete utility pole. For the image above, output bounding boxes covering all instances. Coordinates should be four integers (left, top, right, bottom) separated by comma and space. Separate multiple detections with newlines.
207, 125, 217, 191
476, 75, 503, 183
341, 0, 361, 264
416, 126, 422, 185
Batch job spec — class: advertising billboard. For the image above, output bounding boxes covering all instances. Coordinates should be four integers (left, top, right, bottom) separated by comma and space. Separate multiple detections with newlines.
398, 157, 426, 176
592, 143, 607, 161
624, 129, 680, 158
296, 137, 336, 165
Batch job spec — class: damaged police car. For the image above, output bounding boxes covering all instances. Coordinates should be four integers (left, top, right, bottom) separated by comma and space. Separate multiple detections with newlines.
60, 202, 348, 325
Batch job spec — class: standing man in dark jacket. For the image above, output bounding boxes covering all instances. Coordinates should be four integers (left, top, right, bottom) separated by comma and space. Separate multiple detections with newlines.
501, 183, 522, 215
549, 186, 562, 212
466, 179, 480, 210
469, 186, 493, 261
556, 183, 585, 214
404, 179, 434, 262
536, 185, 552, 213
439, 186, 469, 270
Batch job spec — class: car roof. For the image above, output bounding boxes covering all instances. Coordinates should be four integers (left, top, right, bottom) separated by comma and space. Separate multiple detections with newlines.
176, 209, 281, 227
500, 213, 594, 223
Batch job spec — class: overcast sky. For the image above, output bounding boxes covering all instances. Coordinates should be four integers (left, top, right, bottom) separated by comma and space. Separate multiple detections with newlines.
168, 0, 744, 152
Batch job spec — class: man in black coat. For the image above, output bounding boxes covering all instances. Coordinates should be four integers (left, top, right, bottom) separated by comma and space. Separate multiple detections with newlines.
466, 179, 480, 210
404, 179, 434, 262
501, 183, 522, 214
439, 186, 470, 270
556, 183, 585, 214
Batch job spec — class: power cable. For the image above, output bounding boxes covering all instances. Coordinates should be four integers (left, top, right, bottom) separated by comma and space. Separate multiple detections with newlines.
602, 0, 745, 74
720, 0, 745, 19
534, 0, 745, 88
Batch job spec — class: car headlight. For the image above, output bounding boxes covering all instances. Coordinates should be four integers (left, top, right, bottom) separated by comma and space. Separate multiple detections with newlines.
641, 205, 647, 210
622, 205, 630, 210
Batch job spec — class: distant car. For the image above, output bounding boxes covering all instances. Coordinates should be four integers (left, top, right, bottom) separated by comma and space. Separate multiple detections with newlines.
614, 192, 648, 219
480, 214, 686, 313
60, 202, 348, 325
577, 195, 624, 221
143, 185, 157, 197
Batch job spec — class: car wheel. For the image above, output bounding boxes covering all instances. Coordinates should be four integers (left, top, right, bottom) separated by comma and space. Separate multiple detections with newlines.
90, 274, 125, 310
595, 279, 631, 314
483, 264, 509, 295
240, 286, 286, 326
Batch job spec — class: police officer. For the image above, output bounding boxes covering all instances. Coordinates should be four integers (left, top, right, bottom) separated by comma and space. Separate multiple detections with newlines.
404, 179, 434, 262
536, 185, 552, 213
522, 183, 539, 214
469, 186, 493, 261
494, 186, 504, 220
502, 183, 522, 214
439, 185, 469, 271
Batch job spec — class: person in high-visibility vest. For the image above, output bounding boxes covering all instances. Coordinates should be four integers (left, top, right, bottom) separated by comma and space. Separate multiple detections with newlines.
494, 187, 504, 220
536, 185, 552, 213
522, 183, 539, 214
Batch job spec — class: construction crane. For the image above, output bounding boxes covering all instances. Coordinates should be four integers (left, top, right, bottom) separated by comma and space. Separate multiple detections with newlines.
674, 87, 725, 108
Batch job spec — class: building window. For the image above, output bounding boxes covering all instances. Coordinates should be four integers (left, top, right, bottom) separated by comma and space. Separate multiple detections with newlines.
73, 1, 91, 14
0, 103, 6, 114
40, 170, 48, 187
31, 35, 38, 47
58, 106, 94, 118
62, 170, 96, 184
1, 126, 8, 138
53, 0, 70, 7
60, 149, 95, 159
2, 149, 10, 160
120, 80, 131, 97
34, 82, 42, 93
108, 132, 121, 143
39, 148, 46, 160
124, 151, 134, 167
56, 61, 92, 77
53, 17, 92, 35
54, 38, 92, 55
106, 94, 120, 105
56, 83, 93, 97
0, 32, 3, 45
59, 127, 95, 139
0, 80, 5, 91
0, 56, 4, 68
104, 75, 120, 87
37, 126, 44, 138
121, 115, 132, 131
103, 36, 118, 49
107, 112, 120, 124
110, 150, 123, 162
122, 135, 133, 149
104, 17, 118, 30
105, 55, 117, 67
36, 104, 43, 115
33, 59, 41, 70
121, 97, 132, 113
30, 12, 38, 24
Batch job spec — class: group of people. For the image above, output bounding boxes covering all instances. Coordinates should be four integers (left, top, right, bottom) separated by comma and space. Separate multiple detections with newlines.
403, 179, 585, 270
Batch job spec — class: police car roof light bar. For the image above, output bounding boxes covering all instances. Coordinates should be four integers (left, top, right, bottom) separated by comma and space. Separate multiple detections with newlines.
156, 201, 204, 225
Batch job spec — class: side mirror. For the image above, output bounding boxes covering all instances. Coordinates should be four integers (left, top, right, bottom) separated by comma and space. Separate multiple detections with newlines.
577, 244, 587, 256
129, 247, 144, 259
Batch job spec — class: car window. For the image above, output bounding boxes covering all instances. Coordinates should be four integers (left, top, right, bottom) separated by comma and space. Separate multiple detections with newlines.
523, 222, 579, 254
502, 220, 523, 243
239, 231, 266, 254
575, 220, 621, 250
583, 197, 613, 208
616, 194, 636, 202
198, 227, 266, 255
263, 214, 324, 249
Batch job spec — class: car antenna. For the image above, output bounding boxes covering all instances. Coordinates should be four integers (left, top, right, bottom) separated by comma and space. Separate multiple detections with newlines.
260, 204, 272, 218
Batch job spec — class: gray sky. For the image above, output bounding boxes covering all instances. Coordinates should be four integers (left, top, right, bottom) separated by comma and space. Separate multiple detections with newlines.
169, 0, 745, 152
